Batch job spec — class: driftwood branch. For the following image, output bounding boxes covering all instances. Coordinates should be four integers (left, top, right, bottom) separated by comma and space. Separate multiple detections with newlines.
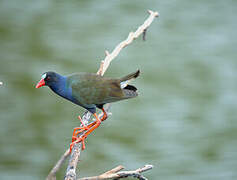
78, 164, 153, 180
47, 10, 159, 180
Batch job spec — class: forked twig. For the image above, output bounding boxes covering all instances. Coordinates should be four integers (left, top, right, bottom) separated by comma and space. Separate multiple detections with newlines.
47, 10, 159, 180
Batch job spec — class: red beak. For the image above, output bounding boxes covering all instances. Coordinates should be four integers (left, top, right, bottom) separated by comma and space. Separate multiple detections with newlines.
36, 79, 45, 88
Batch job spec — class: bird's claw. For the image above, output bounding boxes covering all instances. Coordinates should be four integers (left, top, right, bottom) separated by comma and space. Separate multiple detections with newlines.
72, 126, 90, 137
70, 136, 86, 152
69, 112, 106, 153
70, 123, 95, 153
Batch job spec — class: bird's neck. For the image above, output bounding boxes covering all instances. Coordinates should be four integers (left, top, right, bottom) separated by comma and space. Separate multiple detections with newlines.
49, 76, 72, 100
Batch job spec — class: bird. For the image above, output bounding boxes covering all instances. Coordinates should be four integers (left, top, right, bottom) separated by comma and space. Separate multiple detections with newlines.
35, 70, 140, 151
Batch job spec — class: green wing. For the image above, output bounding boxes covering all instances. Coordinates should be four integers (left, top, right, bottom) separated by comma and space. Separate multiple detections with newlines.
68, 73, 126, 106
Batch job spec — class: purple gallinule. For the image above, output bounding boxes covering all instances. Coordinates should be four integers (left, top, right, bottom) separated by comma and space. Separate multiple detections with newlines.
36, 70, 140, 151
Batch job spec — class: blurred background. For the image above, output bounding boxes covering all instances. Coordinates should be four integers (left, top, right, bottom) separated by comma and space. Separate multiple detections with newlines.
0, 0, 237, 179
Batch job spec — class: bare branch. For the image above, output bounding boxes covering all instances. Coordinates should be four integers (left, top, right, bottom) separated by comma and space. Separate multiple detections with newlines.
64, 105, 111, 180
47, 10, 159, 180
97, 10, 159, 76
64, 143, 82, 180
77, 165, 153, 180
46, 149, 70, 180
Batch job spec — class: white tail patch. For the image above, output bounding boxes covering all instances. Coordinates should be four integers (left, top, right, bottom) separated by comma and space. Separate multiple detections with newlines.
120, 80, 130, 89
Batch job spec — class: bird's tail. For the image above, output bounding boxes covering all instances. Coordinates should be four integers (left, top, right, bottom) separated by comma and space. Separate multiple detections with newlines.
119, 70, 140, 98
119, 70, 140, 88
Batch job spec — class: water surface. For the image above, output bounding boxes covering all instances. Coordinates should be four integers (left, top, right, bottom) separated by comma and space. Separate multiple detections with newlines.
0, 0, 237, 179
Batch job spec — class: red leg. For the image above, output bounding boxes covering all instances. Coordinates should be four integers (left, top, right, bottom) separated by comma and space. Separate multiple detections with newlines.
70, 136, 86, 151
74, 122, 96, 136
77, 115, 86, 127
70, 113, 101, 152
100, 108, 108, 122
72, 116, 87, 137
72, 109, 107, 141
72, 115, 98, 142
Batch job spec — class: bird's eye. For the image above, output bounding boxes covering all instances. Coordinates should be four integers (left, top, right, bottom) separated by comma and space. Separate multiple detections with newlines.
46, 76, 51, 81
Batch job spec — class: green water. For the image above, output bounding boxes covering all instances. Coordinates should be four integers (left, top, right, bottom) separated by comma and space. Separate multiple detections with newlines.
0, 0, 237, 179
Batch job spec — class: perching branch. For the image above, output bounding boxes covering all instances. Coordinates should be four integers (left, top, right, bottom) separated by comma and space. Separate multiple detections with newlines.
47, 10, 159, 180
78, 164, 153, 180
64, 105, 111, 180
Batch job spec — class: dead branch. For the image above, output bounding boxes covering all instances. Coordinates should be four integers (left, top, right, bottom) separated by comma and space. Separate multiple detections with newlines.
47, 10, 159, 180
78, 164, 153, 180
46, 149, 70, 180
97, 10, 159, 76
64, 105, 110, 180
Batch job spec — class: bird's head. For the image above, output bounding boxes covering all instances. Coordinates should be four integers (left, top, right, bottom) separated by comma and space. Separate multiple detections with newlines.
36, 71, 60, 88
